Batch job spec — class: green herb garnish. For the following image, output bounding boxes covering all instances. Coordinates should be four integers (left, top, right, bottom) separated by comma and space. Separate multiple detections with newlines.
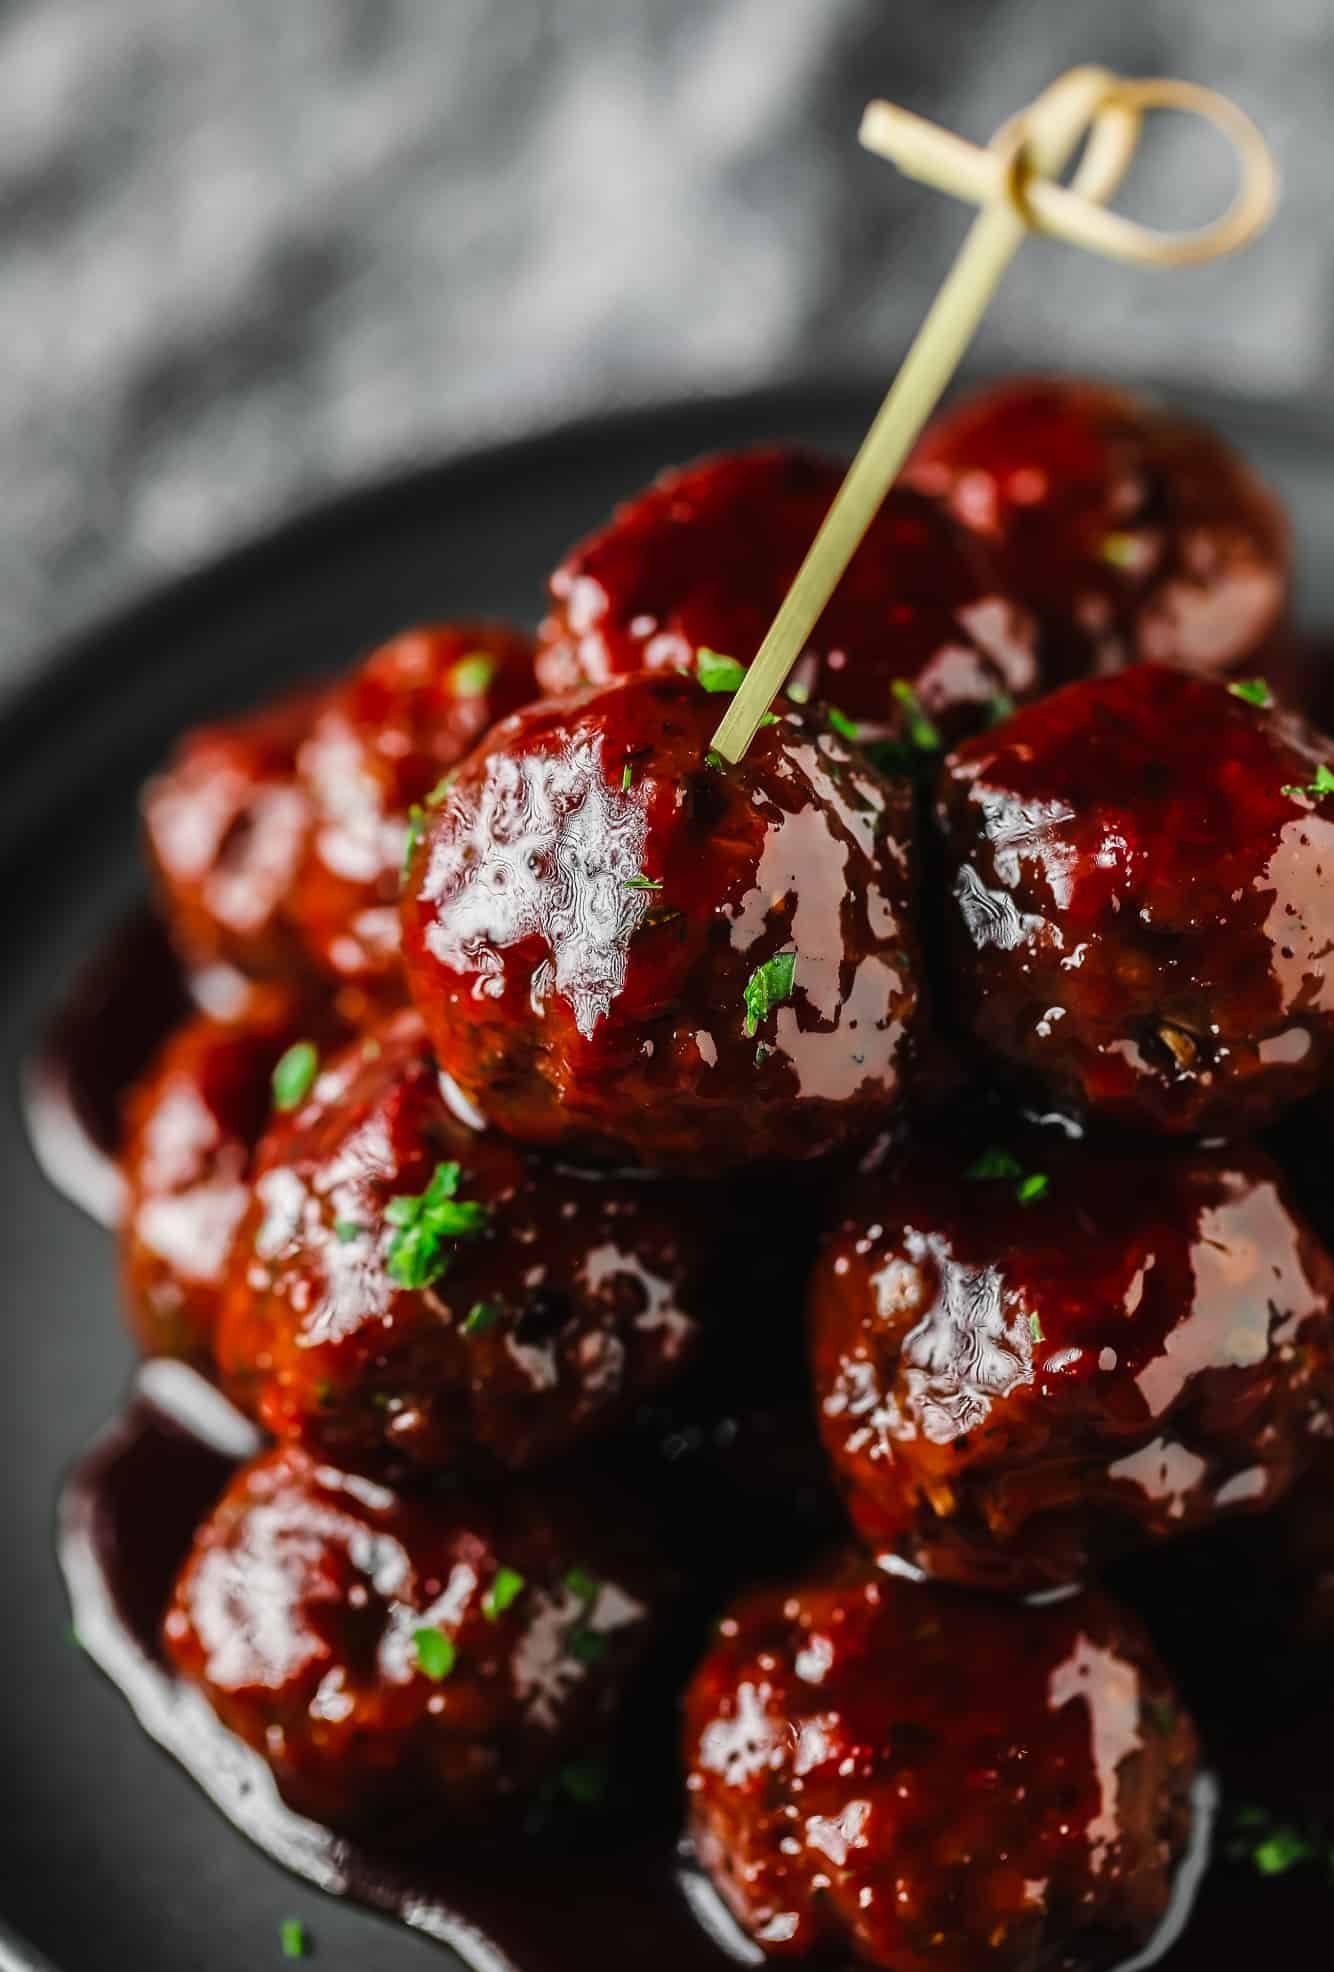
384, 1162, 491, 1290
987, 691, 1016, 726
1282, 762, 1334, 800
1029, 1313, 1044, 1346
622, 873, 663, 891
333, 1220, 364, 1244
826, 704, 859, 742
621, 763, 633, 791
1229, 678, 1274, 709
402, 804, 425, 875
452, 651, 496, 696
704, 749, 723, 770
271, 1042, 319, 1113
482, 1565, 525, 1621
743, 952, 797, 1039
696, 648, 747, 694
413, 1626, 457, 1681
968, 1147, 1048, 1207
560, 1758, 609, 1805
279, 1919, 309, 1960
569, 1627, 608, 1665
565, 1566, 599, 1601
891, 679, 941, 751
462, 1300, 501, 1335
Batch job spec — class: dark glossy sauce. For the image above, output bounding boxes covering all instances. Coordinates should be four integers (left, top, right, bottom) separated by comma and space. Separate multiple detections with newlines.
33, 920, 1334, 1969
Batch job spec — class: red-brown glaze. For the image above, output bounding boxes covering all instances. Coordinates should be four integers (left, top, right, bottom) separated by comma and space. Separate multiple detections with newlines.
809, 1127, 1334, 1589
907, 377, 1289, 681
935, 665, 1334, 1134
683, 1558, 1198, 1971
164, 1442, 669, 1840
143, 687, 324, 979
288, 624, 537, 997
216, 1011, 710, 1474
400, 671, 926, 1172
537, 448, 1039, 740
120, 984, 340, 1365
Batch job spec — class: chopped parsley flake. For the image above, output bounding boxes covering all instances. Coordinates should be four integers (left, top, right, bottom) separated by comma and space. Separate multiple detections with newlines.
569, 1627, 608, 1665
1282, 762, 1334, 800
969, 1147, 1048, 1207
565, 1566, 599, 1601
560, 1758, 608, 1806
704, 749, 724, 770
482, 1565, 525, 1621
1228, 678, 1274, 708
271, 1042, 319, 1113
384, 1162, 491, 1290
1029, 1313, 1044, 1346
891, 679, 941, 751
621, 762, 633, 791
279, 1919, 309, 1959
743, 951, 797, 1039
413, 1626, 457, 1681
987, 691, 1016, 726
452, 651, 497, 696
462, 1299, 501, 1335
333, 1220, 364, 1244
786, 678, 812, 704
1225, 1802, 1332, 1879
402, 804, 425, 875
696, 648, 747, 694
826, 704, 859, 742
622, 873, 663, 891
425, 770, 456, 808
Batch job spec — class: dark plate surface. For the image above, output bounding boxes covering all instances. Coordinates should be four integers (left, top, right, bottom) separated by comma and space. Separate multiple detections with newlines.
5, 380, 1334, 1972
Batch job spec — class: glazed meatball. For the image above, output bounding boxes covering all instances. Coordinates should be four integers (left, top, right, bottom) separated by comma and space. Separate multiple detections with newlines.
119, 984, 334, 1364
400, 670, 926, 1172
164, 1443, 669, 1839
537, 448, 1039, 740
216, 1010, 709, 1473
288, 623, 536, 996
143, 687, 322, 979
935, 665, 1334, 1134
809, 1127, 1334, 1589
907, 376, 1288, 680
683, 1558, 1198, 1972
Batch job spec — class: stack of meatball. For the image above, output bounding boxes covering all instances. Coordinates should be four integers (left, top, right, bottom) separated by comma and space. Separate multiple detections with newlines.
119, 377, 1334, 1971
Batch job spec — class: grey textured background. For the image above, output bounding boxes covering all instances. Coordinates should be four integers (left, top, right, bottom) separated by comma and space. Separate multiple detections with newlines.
2, 0, 1328, 693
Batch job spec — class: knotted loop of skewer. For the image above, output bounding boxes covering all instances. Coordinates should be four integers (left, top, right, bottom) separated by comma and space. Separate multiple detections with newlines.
711, 66, 1279, 764
860, 69, 1278, 267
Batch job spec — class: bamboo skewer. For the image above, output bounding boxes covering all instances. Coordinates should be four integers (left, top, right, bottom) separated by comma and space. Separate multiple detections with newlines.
710, 67, 1279, 764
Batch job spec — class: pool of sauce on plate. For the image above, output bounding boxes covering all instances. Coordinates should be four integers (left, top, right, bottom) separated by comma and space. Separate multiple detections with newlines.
35, 914, 1334, 1970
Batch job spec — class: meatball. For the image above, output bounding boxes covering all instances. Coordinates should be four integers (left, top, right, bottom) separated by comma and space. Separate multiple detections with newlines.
537, 448, 1039, 741
907, 376, 1288, 680
809, 1127, 1334, 1589
935, 665, 1334, 1134
164, 1443, 669, 1839
119, 984, 334, 1364
143, 687, 322, 979
683, 1558, 1198, 1972
288, 623, 536, 997
400, 670, 926, 1172
216, 1010, 709, 1473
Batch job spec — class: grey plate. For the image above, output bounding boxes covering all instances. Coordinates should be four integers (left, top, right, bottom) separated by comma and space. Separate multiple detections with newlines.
3, 380, 1331, 1971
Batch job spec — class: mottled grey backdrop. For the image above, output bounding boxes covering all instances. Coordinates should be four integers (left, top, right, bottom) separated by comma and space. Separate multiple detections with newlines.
1, 0, 1328, 691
